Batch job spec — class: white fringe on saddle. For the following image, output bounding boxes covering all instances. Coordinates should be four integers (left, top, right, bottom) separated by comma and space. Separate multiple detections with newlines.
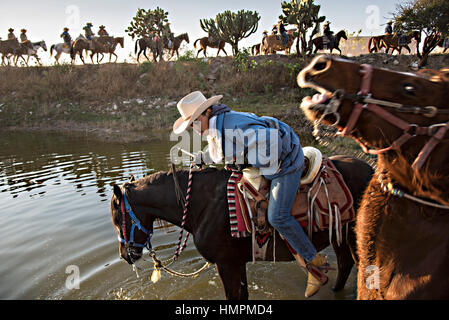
307, 168, 344, 247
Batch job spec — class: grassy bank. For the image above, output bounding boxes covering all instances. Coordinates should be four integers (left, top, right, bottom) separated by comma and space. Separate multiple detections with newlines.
0, 53, 447, 161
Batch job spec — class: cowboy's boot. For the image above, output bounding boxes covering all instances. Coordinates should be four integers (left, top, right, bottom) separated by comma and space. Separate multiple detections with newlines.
304, 253, 329, 298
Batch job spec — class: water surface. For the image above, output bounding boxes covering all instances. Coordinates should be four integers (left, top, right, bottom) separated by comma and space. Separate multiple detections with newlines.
0, 130, 356, 300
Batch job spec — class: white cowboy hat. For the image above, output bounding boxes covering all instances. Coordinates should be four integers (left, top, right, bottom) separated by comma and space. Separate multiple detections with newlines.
301, 147, 323, 184
172, 91, 223, 134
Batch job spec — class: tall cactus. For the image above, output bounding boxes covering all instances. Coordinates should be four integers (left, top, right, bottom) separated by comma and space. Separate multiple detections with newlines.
280, 0, 325, 55
126, 7, 170, 39
200, 10, 260, 55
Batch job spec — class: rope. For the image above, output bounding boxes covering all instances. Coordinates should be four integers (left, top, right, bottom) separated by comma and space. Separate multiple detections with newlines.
173, 162, 194, 261
150, 250, 211, 279
378, 172, 449, 210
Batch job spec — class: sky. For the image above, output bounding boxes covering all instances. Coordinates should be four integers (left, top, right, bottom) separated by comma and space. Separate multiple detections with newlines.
0, 0, 404, 64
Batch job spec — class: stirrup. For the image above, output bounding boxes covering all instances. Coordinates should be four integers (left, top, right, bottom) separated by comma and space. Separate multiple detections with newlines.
306, 264, 329, 285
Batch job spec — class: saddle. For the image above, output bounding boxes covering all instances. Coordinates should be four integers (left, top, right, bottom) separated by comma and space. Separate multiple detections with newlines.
228, 147, 355, 247
398, 34, 408, 46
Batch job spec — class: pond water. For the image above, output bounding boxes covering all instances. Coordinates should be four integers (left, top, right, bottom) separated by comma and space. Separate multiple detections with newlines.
0, 130, 356, 300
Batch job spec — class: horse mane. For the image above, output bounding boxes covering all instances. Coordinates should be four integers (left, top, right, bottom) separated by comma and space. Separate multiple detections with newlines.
131, 166, 223, 188
386, 148, 449, 205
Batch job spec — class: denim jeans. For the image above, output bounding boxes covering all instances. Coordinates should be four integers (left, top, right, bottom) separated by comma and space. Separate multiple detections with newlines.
267, 168, 317, 262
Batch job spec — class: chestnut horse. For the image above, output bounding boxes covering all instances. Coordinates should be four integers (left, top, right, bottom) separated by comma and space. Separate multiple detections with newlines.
367, 35, 387, 53
380, 31, 421, 55
298, 55, 449, 299
261, 32, 295, 55
110, 158, 373, 300
193, 37, 228, 58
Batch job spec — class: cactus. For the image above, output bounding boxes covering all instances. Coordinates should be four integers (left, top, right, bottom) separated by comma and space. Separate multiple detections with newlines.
126, 7, 170, 39
200, 10, 260, 55
280, 0, 325, 55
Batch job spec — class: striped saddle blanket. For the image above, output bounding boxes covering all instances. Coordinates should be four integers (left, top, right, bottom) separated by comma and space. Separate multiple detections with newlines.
226, 158, 355, 247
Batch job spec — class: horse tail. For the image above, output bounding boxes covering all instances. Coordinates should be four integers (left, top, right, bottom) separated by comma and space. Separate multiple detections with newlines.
70, 40, 76, 56
50, 44, 55, 57
135, 39, 139, 55
194, 38, 200, 49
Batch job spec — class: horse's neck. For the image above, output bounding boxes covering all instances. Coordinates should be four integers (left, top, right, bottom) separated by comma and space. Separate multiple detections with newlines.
134, 169, 226, 232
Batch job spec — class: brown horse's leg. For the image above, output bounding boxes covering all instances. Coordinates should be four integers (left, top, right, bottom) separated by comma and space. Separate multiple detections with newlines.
216, 263, 248, 300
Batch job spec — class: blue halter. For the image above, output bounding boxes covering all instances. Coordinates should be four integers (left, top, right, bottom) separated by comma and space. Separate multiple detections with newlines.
118, 189, 153, 250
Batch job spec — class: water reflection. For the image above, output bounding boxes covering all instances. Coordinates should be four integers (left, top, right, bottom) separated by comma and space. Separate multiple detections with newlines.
0, 131, 173, 200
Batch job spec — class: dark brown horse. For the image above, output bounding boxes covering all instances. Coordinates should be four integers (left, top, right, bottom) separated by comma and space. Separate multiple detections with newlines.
309, 30, 347, 55
70, 38, 90, 64
110, 158, 373, 300
380, 31, 421, 55
164, 33, 189, 59
193, 37, 228, 58
135, 36, 164, 62
251, 43, 261, 56
298, 55, 449, 299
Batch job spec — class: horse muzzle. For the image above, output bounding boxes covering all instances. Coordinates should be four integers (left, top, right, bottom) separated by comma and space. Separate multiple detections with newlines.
121, 246, 143, 265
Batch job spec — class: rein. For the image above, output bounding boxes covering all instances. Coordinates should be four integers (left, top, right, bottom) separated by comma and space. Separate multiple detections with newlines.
317, 64, 449, 171
312, 64, 449, 210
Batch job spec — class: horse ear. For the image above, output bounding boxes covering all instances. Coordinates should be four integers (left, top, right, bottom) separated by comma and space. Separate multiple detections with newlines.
113, 184, 122, 200
129, 175, 135, 182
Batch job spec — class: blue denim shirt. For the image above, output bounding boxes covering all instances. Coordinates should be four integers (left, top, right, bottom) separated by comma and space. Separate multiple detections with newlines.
214, 110, 304, 180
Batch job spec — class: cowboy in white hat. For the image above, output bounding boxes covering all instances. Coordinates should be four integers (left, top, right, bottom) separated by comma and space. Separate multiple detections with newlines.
20, 29, 28, 43
7, 28, 16, 40
385, 20, 393, 35
173, 91, 330, 298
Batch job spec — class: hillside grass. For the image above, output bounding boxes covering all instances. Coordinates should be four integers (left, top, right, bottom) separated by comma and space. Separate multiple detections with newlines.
0, 52, 446, 162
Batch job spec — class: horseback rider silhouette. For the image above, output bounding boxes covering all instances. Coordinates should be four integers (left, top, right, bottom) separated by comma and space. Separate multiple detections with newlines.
7, 28, 16, 40
60, 27, 72, 48
98, 25, 109, 37
84, 22, 94, 40
278, 20, 288, 47
323, 21, 334, 49
20, 29, 28, 43
385, 20, 393, 35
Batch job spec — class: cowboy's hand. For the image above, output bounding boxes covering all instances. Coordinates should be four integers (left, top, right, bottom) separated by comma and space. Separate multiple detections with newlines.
192, 151, 206, 166
193, 151, 212, 166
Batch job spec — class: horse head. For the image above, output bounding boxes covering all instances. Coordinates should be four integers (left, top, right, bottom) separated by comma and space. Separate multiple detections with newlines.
298, 55, 449, 170
110, 182, 155, 265
336, 30, 348, 42
40, 40, 47, 51
181, 33, 190, 44
116, 37, 124, 48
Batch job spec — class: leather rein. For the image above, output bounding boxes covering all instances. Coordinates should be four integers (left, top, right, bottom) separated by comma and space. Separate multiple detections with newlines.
312, 64, 449, 210
317, 64, 449, 171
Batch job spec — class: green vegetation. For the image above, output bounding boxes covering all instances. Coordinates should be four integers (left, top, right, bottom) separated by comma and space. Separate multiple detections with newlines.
126, 7, 171, 39
394, 0, 449, 66
200, 10, 261, 55
280, 0, 325, 55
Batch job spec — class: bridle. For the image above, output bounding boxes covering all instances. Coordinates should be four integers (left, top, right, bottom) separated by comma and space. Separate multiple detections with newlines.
117, 186, 153, 254
314, 63, 449, 171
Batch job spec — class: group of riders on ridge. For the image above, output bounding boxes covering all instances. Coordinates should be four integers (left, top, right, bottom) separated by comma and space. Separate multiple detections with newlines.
60, 22, 112, 50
